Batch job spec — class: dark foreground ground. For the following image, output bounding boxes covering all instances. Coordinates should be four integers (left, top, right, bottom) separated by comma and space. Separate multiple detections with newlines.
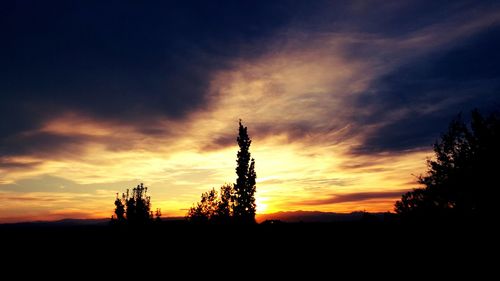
1, 220, 496, 274
1, 220, 495, 249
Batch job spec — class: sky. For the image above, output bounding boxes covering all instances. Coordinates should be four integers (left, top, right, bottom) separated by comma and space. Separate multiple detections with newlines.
1, 0, 500, 222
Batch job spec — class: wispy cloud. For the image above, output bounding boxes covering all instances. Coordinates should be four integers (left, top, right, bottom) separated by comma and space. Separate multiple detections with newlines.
297, 190, 409, 206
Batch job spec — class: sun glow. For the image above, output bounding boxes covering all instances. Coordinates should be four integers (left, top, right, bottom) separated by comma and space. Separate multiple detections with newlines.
255, 196, 269, 214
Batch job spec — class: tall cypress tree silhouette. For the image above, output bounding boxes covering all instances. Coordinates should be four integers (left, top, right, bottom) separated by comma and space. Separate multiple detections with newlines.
233, 120, 257, 223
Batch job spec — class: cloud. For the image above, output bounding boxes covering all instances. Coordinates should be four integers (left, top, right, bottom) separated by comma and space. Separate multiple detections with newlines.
1, 2, 340, 169
297, 190, 410, 206
0, 132, 92, 159
348, 17, 500, 153
0, 159, 42, 170
0, 195, 59, 202
2, 1, 500, 162
0, 0, 307, 140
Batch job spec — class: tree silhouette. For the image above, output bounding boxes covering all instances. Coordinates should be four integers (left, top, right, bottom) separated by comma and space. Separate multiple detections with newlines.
233, 120, 257, 223
112, 183, 157, 225
155, 208, 162, 222
216, 184, 233, 222
114, 193, 126, 223
187, 185, 233, 223
395, 110, 500, 221
186, 202, 207, 223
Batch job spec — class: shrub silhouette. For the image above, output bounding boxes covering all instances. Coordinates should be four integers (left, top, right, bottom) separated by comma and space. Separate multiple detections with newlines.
216, 184, 233, 223
187, 120, 257, 223
187, 184, 233, 223
395, 110, 500, 221
112, 183, 158, 225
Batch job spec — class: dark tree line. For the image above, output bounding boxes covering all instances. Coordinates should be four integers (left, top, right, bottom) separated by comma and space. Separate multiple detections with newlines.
112, 183, 161, 225
187, 120, 257, 224
395, 110, 500, 221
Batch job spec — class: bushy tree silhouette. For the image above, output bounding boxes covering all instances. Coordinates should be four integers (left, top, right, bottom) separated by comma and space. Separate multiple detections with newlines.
216, 184, 233, 222
114, 194, 126, 223
395, 110, 500, 221
233, 120, 257, 223
187, 185, 233, 223
186, 202, 207, 224
112, 183, 158, 225
155, 208, 162, 222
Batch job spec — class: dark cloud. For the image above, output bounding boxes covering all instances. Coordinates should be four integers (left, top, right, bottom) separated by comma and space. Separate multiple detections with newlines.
0, 159, 42, 170
0, 132, 92, 159
300, 190, 408, 205
201, 122, 333, 152
201, 134, 235, 152
297, 178, 356, 188
352, 24, 500, 154
0, 0, 335, 159
0, 0, 309, 136
2, 0, 500, 159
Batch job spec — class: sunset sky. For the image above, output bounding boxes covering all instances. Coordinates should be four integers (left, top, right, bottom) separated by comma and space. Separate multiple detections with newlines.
1, 0, 500, 222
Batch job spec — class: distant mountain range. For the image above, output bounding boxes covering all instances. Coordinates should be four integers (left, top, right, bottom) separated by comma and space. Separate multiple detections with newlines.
0, 218, 110, 227
256, 210, 391, 223
0, 211, 393, 226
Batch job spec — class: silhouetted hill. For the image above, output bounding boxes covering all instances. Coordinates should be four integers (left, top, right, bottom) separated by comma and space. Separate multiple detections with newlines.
0, 212, 391, 227
0, 218, 109, 227
257, 211, 391, 222
0, 216, 189, 227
